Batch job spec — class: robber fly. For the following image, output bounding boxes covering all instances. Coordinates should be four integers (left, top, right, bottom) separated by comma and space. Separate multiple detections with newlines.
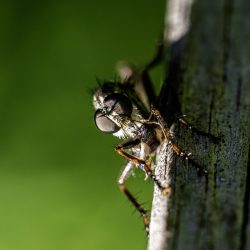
92, 47, 209, 233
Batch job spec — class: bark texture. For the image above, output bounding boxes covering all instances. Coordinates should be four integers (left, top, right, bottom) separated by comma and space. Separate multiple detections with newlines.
148, 0, 250, 249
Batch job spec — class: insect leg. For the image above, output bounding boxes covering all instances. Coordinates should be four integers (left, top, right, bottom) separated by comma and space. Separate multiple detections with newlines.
177, 115, 220, 143
170, 141, 207, 175
139, 40, 164, 106
115, 140, 171, 194
143, 38, 164, 72
150, 107, 208, 175
118, 161, 150, 234
117, 39, 164, 108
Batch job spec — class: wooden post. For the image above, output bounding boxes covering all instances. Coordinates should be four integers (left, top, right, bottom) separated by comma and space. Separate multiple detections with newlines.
148, 0, 250, 249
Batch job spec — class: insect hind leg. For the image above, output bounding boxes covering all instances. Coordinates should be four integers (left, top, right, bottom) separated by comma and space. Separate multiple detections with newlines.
118, 160, 150, 234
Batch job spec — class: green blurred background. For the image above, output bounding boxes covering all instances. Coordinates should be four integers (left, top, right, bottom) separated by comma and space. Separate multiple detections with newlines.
0, 0, 165, 249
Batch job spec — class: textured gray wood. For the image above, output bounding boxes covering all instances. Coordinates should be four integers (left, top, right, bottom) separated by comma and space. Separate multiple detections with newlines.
148, 141, 174, 250
149, 0, 250, 249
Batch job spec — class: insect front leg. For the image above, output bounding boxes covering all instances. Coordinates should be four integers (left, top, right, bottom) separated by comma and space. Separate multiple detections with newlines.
115, 140, 171, 195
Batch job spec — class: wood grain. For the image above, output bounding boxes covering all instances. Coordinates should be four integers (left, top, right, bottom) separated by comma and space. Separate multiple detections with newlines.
148, 0, 250, 249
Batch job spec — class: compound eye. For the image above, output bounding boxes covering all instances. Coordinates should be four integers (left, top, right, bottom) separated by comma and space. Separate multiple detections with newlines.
94, 110, 120, 133
104, 93, 132, 116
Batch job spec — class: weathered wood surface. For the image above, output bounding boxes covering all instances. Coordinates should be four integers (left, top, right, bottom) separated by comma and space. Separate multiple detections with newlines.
149, 0, 250, 249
